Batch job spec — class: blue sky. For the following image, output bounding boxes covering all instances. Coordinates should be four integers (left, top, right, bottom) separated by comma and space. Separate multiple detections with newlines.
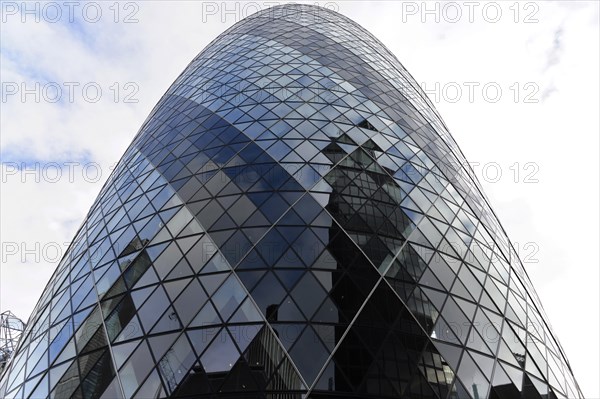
1, 1, 598, 396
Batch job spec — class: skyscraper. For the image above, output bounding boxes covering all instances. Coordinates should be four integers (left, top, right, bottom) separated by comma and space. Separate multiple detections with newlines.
0, 4, 583, 399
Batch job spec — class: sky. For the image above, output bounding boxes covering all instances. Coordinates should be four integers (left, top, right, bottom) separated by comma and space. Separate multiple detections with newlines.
1, 1, 598, 396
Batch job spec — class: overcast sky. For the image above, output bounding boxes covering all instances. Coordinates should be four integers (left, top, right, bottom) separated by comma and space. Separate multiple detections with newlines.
1, 1, 598, 396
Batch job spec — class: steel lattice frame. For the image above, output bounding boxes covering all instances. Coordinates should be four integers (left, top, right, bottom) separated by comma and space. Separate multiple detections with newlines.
0, 4, 584, 399
0, 312, 25, 376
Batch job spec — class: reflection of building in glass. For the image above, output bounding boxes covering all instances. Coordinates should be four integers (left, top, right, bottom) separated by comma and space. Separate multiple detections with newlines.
0, 4, 583, 399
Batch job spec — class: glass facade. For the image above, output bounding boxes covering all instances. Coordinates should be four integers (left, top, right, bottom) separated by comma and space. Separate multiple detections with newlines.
0, 4, 583, 399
